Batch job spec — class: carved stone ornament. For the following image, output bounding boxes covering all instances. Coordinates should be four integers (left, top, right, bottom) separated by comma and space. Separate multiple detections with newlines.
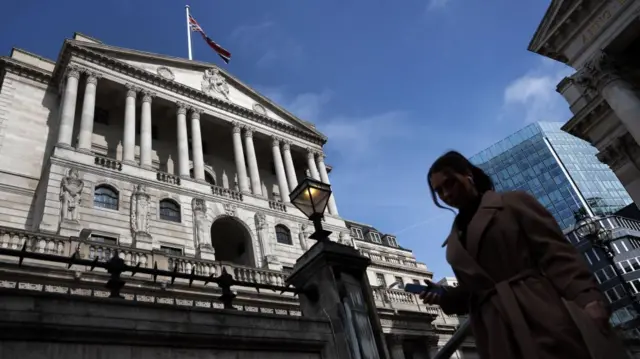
574, 51, 622, 94
339, 232, 352, 246
255, 212, 267, 230
191, 198, 209, 249
60, 168, 84, 223
224, 203, 237, 217
201, 68, 230, 100
157, 66, 175, 81
298, 223, 309, 251
252, 103, 267, 116
130, 184, 151, 235
596, 133, 640, 172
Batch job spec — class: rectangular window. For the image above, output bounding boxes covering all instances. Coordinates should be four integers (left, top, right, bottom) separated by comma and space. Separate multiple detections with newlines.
350, 227, 363, 239
412, 279, 421, 285
632, 258, 640, 271
620, 260, 633, 274
613, 243, 621, 254
621, 240, 629, 252
594, 270, 607, 284
386, 236, 398, 247
160, 245, 183, 256
370, 232, 381, 243
394, 276, 404, 287
376, 273, 387, 287
584, 252, 593, 265
591, 248, 600, 262
603, 266, 616, 280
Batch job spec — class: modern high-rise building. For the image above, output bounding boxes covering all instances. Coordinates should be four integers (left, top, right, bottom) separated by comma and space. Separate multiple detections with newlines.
470, 122, 633, 230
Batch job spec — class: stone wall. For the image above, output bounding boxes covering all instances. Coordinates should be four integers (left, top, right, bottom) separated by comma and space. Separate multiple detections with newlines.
0, 289, 335, 359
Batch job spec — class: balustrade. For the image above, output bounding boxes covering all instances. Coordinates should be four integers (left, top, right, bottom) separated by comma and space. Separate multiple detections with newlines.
211, 185, 244, 201
268, 200, 287, 212
156, 171, 181, 186
94, 154, 123, 171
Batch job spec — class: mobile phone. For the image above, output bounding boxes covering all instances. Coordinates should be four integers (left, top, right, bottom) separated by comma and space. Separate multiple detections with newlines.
403, 283, 445, 296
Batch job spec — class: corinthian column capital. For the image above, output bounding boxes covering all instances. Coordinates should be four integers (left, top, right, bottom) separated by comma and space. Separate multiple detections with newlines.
315, 152, 326, 162
232, 121, 243, 134
176, 102, 187, 115
574, 51, 622, 93
65, 65, 81, 79
125, 84, 139, 98
141, 90, 156, 103
282, 140, 292, 151
243, 126, 255, 138
189, 107, 203, 119
272, 136, 282, 147
85, 71, 101, 84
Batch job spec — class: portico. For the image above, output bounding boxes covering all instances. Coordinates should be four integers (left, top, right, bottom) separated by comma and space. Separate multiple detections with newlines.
54, 61, 339, 214
529, 0, 640, 207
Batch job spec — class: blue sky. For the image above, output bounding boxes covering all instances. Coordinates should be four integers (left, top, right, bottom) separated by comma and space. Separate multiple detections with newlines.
0, 0, 574, 277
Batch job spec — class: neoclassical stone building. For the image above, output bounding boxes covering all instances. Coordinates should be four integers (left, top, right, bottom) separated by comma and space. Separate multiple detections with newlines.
0, 33, 471, 358
528, 0, 640, 207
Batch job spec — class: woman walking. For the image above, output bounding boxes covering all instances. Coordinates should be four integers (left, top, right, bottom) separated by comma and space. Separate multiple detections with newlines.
421, 150, 626, 359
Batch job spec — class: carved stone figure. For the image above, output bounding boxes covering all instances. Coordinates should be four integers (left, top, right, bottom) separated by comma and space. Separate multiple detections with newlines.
254, 212, 269, 262
60, 168, 84, 223
192, 198, 209, 249
130, 184, 151, 236
339, 232, 352, 247
201, 68, 230, 100
298, 224, 309, 251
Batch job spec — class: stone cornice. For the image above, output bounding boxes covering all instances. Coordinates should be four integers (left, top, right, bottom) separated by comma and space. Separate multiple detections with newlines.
597, 133, 640, 172
0, 56, 52, 84
561, 96, 610, 141
52, 41, 327, 145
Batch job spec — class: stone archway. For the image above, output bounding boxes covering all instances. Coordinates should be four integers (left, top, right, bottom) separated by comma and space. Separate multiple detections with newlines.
210, 216, 255, 266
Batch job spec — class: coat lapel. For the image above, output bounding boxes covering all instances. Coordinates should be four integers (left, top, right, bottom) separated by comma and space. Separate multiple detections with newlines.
466, 191, 503, 259
445, 224, 493, 287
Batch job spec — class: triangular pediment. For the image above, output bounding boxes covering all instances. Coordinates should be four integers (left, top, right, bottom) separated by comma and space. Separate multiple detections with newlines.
67, 38, 325, 141
528, 0, 577, 53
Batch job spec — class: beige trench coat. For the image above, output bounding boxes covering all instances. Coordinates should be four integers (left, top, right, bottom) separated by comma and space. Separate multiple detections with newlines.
441, 190, 628, 359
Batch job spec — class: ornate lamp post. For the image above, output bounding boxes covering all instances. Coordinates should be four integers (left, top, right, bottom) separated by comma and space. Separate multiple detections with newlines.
289, 177, 333, 242
575, 215, 640, 318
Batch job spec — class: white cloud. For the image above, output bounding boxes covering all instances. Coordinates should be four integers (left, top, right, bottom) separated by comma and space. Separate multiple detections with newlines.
502, 59, 574, 123
427, 0, 452, 11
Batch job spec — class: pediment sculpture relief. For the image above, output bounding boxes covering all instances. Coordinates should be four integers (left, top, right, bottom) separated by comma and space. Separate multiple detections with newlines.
60, 168, 84, 223
201, 68, 230, 100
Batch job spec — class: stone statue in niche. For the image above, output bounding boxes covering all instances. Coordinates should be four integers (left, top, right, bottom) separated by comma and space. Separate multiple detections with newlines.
192, 198, 210, 249
298, 224, 309, 251
60, 168, 84, 223
130, 184, 151, 236
201, 68, 230, 100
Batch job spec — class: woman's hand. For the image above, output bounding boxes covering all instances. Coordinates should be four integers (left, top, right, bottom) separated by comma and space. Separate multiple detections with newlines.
584, 300, 611, 335
418, 280, 442, 305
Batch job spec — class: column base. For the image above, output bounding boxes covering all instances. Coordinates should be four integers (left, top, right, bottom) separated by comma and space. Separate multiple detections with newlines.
76, 148, 93, 155
56, 143, 73, 150
123, 160, 138, 166
141, 164, 154, 171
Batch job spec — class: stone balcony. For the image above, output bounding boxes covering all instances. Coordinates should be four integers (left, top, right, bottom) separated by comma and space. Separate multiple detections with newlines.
359, 248, 432, 275
0, 226, 437, 322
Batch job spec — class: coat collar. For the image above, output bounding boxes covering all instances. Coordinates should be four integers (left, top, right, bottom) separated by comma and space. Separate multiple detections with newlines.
444, 191, 503, 287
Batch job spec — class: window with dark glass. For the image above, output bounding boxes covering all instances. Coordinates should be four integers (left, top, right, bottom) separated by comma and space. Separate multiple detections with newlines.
276, 224, 292, 245
394, 276, 404, 287
376, 273, 386, 287
89, 234, 117, 245
159, 199, 181, 222
94, 185, 119, 210
160, 245, 183, 256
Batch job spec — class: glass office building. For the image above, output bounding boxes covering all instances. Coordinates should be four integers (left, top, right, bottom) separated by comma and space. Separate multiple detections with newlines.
470, 122, 633, 230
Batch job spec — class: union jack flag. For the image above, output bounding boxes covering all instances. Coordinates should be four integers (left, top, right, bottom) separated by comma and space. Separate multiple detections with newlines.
189, 13, 231, 64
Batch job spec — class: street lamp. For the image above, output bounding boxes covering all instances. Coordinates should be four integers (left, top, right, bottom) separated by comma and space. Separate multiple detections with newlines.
289, 177, 332, 242
575, 215, 640, 319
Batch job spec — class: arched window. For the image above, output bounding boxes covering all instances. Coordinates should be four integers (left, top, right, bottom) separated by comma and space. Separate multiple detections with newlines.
159, 199, 181, 222
275, 224, 292, 245
94, 185, 119, 210
190, 168, 216, 185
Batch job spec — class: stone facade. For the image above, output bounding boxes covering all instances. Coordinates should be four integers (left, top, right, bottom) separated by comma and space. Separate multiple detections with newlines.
0, 32, 472, 358
528, 0, 640, 207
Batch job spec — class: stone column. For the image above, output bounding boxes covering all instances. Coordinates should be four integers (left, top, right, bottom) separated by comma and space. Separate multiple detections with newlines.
57, 65, 81, 148
176, 102, 190, 178
306, 149, 321, 180
244, 127, 262, 196
190, 108, 205, 181
576, 51, 640, 145
139, 91, 155, 169
282, 140, 298, 190
316, 152, 339, 216
122, 84, 138, 165
76, 71, 100, 153
232, 122, 250, 193
272, 137, 290, 203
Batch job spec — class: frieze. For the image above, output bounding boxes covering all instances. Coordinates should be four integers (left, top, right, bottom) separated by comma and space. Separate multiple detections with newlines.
58, 43, 327, 145
0, 57, 52, 83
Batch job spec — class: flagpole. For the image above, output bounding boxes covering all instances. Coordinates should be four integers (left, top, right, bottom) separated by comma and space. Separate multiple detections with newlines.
185, 5, 193, 60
